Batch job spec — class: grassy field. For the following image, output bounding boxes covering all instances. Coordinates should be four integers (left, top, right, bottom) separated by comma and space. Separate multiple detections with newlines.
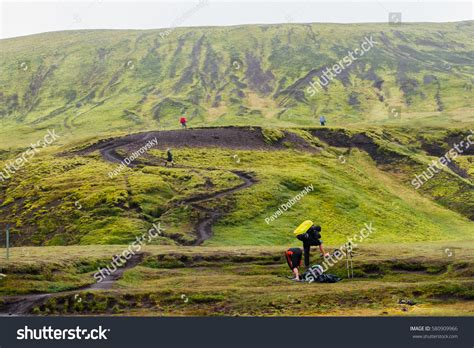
0, 242, 472, 316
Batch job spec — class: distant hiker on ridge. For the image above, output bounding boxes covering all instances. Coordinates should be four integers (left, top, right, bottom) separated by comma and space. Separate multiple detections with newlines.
319, 115, 326, 126
165, 148, 174, 167
180, 116, 187, 129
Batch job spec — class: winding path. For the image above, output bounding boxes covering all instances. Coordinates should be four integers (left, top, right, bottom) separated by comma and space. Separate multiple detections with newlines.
184, 171, 255, 245
94, 132, 257, 245
0, 253, 143, 316
0, 132, 257, 315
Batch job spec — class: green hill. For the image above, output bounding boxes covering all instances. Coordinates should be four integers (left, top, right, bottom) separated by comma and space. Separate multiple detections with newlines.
1, 21, 473, 148
0, 126, 472, 247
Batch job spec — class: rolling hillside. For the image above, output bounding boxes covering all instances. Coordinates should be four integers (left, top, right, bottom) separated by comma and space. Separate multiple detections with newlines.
0, 126, 472, 247
0, 22, 473, 317
0, 21, 473, 148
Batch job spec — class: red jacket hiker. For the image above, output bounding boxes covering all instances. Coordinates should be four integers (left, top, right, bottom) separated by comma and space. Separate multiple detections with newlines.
180, 117, 187, 128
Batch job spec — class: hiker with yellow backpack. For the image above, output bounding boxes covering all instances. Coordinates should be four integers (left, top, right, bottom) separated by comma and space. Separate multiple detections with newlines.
284, 220, 341, 283
293, 220, 329, 268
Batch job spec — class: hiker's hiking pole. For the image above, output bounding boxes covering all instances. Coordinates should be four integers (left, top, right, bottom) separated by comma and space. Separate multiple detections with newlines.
346, 242, 354, 280
350, 248, 354, 279
346, 251, 349, 279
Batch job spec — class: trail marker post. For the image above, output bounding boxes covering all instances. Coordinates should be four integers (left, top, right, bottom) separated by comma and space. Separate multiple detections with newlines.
6, 224, 9, 260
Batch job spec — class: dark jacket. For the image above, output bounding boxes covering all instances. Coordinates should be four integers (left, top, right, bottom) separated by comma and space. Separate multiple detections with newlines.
297, 226, 322, 267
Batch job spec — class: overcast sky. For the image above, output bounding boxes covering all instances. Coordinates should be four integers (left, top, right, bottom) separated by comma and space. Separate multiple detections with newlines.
1, 0, 472, 39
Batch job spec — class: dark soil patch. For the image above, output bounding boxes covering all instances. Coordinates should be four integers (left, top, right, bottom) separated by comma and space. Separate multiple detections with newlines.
420, 132, 474, 157
74, 127, 315, 156
141, 252, 284, 269
310, 128, 405, 165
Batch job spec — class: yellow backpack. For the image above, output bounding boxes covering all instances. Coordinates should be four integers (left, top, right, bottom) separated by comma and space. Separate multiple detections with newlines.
293, 220, 313, 235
